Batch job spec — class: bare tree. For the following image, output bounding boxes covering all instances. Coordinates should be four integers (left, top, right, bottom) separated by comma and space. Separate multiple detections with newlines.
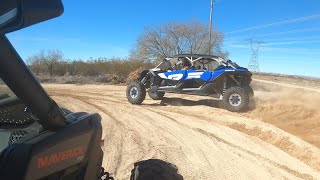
130, 21, 228, 62
27, 53, 43, 75
27, 50, 63, 76
44, 50, 63, 76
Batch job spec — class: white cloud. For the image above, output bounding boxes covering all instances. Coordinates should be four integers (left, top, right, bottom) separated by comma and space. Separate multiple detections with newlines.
226, 14, 320, 35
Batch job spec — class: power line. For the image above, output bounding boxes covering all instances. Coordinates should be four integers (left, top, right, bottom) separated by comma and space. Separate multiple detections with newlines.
226, 14, 320, 35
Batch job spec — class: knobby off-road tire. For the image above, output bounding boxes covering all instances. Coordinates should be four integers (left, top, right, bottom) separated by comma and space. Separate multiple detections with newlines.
130, 159, 183, 180
243, 85, 256, 109
243, 85, 254, 98
148, 90, 165, 100
126, 81, 146, 105
222, 86, 249, 112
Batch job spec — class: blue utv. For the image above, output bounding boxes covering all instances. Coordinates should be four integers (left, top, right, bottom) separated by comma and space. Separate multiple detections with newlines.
126, 54, 253, 112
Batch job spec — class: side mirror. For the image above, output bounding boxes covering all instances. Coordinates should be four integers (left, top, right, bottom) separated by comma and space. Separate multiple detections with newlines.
0, 0, 64, 34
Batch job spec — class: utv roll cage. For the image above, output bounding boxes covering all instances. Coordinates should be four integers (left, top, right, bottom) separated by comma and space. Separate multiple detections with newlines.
156, 54, 240, 71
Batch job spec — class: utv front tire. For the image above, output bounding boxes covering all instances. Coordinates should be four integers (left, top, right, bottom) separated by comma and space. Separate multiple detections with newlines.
126, 81, 146, 104
222, 86, 249, 112
148, 90, 165, 100
130, 159, 183, 180
243, 85, 254, 98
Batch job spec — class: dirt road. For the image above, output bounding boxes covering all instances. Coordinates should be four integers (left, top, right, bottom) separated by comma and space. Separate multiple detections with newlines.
45, 82, 320, 180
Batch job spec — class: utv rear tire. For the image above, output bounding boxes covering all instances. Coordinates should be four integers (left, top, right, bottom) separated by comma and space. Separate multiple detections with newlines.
222, 86, 249, 112
130, 159, 183, 180
148, 90, 165, 100
126, 81, 146, 105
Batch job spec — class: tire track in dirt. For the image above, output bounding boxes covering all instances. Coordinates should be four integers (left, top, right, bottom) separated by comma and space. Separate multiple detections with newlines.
51, 92, 128, 176
195, 128, 313, 179
148, 108, 314, 178
145, 103, 320, 171
71, 98, 126, 176
45, 84, 320, 179
52, 88, 319, 170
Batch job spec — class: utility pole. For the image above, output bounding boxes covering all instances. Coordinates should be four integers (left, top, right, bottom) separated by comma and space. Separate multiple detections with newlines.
208, 0, 214, 55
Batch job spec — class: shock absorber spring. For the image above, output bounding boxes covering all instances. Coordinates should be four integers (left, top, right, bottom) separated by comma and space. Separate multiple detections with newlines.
223, 76, 228, 95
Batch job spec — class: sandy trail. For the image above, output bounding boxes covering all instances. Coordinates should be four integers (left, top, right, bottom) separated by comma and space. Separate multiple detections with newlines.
44, 84, 320, 180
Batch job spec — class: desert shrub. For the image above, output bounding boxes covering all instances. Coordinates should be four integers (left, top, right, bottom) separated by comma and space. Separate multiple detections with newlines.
27, 50, 154, 80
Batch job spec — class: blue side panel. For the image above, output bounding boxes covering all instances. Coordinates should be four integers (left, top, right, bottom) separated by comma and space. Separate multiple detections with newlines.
200, 71, 212, 81
162, 68, 248, 81
186, 69, 197, 73
210, 68, 248, 81
163, 70, 188, 80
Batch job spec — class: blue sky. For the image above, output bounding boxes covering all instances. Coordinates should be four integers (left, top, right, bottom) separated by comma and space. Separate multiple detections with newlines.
6, 0, 320, 77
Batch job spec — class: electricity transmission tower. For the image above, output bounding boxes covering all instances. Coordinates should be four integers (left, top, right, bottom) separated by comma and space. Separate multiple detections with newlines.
248, 39, 263, 72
